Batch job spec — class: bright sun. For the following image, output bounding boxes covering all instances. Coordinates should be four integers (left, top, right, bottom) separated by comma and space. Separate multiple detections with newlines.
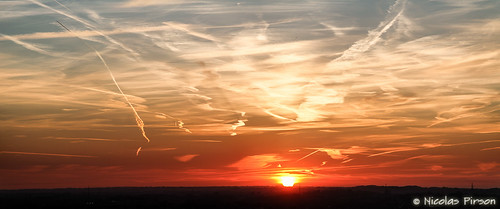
280, 176, 296, 187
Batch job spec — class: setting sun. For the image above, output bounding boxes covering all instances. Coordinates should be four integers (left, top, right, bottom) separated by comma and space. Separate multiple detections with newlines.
280, 176, 296, 187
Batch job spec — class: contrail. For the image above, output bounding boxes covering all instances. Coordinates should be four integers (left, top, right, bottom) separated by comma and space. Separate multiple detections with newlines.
0, 25, 173, 41
41, 0, 188, 136
30, 0, 138, 57
53, 0, 72, 11
56, 20, 150, 144
0, 33, 59, 57
296, 149, 321, 162
330, 0, 406, 63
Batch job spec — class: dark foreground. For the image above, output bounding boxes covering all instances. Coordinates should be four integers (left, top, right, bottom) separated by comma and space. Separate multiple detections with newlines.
1, 186, 498, 209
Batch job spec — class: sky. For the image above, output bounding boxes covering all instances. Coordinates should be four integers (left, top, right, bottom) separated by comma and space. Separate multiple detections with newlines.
0, 0, 499, 189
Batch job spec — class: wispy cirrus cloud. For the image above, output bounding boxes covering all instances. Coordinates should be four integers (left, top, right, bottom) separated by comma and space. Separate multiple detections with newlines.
228, 154, 284, 170
0, 25, 173, 41
0, 34, 59, 57
1, 0, 499, 188
122, 0, 194, 7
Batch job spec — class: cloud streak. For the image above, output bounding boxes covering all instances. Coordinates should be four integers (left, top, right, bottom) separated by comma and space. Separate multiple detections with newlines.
0, 33, 59, 57
329, 0, 406, 64
56, 20, 151, 145
0, 151, 95, 158
0, 25, 173, 41
29, 0, 138, 57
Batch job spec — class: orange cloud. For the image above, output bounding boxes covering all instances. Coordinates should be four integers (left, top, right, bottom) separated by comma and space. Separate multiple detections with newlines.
175, 154, 199, 162
228, 154, 284, 170
478, 162, 498, 171
0, 151, 95, 158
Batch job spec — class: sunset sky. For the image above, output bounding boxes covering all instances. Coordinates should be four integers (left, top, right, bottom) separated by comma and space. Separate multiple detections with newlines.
1, 0, 499, 189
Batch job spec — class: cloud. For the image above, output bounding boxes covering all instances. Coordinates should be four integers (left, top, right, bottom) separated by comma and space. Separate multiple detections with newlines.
478, 162, 498, 171
430, 165, 443, 171
0, 25, 172, 41
298, 146, 367, 162
481, 147, 500, 151
369, 147, 419, 157
29, 0, 138, 57
143, 147, 177, 151
0, 34, 59, 57
163, 22, 219, 42
52, 20, 152, 146
329, 0, 406, 65
0, 151, 95, 158
187, 140, 222, 143
320, 22, 356, 36
321, 149, 345, 160
49, 136, 132, 142
175, 154, 199, 162
296, 82, 345, 122
228, 154, 284, 170
230, 112, 247, 136
122, 0, 191, 7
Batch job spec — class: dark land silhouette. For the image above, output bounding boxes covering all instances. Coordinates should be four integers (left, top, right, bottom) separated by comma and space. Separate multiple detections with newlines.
1, 186, 498, 209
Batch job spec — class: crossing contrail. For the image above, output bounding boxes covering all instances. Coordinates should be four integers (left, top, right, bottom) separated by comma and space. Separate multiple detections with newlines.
30, 0, 138, 57
56, 20, 150, 144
